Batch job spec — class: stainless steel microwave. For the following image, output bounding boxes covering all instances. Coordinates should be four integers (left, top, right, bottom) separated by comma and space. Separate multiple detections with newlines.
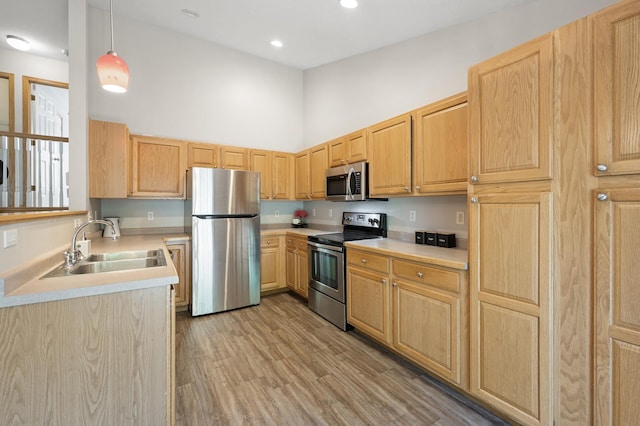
326, 161, 379, 201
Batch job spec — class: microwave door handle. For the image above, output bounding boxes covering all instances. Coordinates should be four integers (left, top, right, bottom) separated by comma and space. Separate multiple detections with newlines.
346, 167, 355, 200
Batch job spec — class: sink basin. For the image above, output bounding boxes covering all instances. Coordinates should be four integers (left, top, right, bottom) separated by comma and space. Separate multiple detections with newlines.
41, 249, 167, 279
85, 249, 162, 262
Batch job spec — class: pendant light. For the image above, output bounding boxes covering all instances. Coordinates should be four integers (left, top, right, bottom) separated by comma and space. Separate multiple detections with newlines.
96, 0, 129, 93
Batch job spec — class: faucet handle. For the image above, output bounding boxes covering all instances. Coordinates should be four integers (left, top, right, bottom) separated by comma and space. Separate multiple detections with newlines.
63, 250, 80, 268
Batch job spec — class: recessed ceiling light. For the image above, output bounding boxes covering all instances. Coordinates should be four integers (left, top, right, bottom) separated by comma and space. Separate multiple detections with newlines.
340, 0, 358, 9
6, 35, 30, 51
181, 9, 200, 18
270, 40, 283, 48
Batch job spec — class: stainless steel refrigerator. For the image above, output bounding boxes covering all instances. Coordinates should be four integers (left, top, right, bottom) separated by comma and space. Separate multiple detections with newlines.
185, 167, 260, 316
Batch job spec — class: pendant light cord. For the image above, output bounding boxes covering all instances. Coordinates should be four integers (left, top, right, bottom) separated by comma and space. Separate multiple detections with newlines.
109, 0, 115, 52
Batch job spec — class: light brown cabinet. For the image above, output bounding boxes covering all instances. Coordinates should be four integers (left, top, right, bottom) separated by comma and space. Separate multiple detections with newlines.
130, 135, 187, 198
310, 144, 329, 199
294, 150, 311, 200
220, 146, 248, 170
346, 247, 469, 388
89, 119, 130, 198
260, 234, 287, 293
188, 142, 219, 168
468, 34, 553, 185
328, 129, 368, 167
250, 150, 293, 200
413, 92, 468, 195
286, 234, 308, 298
367, 113, 413, 196
593, 1, 640, 177
166, 241, 190, 312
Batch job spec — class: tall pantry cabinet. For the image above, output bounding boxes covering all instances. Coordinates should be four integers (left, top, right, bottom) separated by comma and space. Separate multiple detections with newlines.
592, 2, 640, 425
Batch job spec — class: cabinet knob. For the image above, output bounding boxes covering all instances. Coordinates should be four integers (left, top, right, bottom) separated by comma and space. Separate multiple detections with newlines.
392, 281, 397, 287
417, 272, 423, 278
361, 258, 367, 264
597, 193, 608, 201
267, 240, 271, 245
404, 186, 410, 192
470, 175, 478, 183
470, 197, 478, 204
415, 185, 421, 190
596, 164, 608, 172
381, 279, 387, 285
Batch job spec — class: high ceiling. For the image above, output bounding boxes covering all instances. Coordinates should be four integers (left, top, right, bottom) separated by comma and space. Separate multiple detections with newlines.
2, 0, 538, 70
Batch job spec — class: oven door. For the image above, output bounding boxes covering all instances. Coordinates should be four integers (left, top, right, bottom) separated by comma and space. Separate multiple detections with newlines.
308, 241, 345, 303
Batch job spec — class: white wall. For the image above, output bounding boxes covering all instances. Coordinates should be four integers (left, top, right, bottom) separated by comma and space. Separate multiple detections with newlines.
302, 0, 618, 145
87, 7, 304, 151
0, 48, 68, 133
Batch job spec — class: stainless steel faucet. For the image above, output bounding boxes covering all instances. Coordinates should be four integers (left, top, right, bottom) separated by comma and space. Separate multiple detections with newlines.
64, 219, 117, 268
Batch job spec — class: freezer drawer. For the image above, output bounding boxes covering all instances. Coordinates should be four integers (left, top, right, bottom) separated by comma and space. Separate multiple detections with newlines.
191, 215, 260, 315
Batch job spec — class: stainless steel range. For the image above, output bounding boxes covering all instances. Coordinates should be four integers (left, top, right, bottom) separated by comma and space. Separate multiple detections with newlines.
307, 212, 387, 330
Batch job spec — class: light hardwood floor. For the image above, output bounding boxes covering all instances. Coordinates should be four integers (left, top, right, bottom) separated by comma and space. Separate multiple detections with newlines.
175, 292, 508, 425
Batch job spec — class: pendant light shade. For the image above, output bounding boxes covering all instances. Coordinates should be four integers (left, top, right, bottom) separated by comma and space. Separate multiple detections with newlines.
96, 0, 129, 93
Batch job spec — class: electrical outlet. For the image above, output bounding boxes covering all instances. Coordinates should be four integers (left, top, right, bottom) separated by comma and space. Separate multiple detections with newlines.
329, 208, 333, 217
456, 211, 465, 225
74, 218, 83, 228
274, 210, 279, 217
3, 229, 17, 248
312, 208, 316, 217
409, 210, 416, 222
147, 212, 154, 221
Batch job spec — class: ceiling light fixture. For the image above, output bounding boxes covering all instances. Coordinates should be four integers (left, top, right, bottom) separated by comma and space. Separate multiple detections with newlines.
339, 0, 358, 9
6, 35, 30, 51
270, 40, 283, 48
181, 9, 200, 18
96, 0, 129, 93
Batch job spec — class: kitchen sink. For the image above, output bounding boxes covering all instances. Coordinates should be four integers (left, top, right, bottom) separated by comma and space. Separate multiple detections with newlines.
41, 249, 167, 279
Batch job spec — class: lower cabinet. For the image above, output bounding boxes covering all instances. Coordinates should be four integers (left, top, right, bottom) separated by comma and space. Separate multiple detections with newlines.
166, 241, 191, 312
286, 234, 309, 298
260, 233, 287, 293
346, 248, 469, 389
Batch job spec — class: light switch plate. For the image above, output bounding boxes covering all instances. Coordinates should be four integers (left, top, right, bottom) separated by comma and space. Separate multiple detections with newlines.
3, 229, 17, 248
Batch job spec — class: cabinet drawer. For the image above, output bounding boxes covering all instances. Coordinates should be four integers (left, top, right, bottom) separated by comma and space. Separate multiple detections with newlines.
348, 249, 390, 274
261, 237, 280, 248
392, 259, 459, 293
295, 239, 307, 251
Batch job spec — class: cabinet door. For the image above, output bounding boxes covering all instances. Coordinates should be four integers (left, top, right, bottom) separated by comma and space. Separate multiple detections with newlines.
89, 119, 129, 198
469, 192, 552, 425
295, 150, 311, 199
594, 189, 640, 426
346, 129, 367, 164
285, 246, 297, 290
188, 143, 219, 168
593, 2, 640, 176
260, 241, 280, 292
468, 34, 553, 185
392, 279, 462, 385
220, 146, 248, 170
167, 243, 190, 310
250, 149, 272, 199
297, 249, 309, 298
328, 137, 347, 167
347, 267, 391, 345
414, 93, 468, 194
367, 113, 412, 196
130, 135, 186, 198
272, 152, 292, 200
310, 144, 328, 199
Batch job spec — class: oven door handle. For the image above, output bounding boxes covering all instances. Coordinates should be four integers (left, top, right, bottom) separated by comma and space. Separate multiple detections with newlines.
307, 241, 344, 253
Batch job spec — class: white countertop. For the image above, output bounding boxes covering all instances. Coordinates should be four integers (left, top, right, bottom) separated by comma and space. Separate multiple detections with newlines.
0, 234, 186, 308
345, 239, 468, 271
261, 227, 334, 237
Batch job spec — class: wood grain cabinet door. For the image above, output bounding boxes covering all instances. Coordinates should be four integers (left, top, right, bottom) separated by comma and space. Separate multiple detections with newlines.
367, 113, 413, 196
295, 150, 311, 200
310, 144, 329, 199
272, 152, 292, 200
188, 142, 219, 168
167, 242, 190, 310
346, 129, 367, 164
413, 92, 468, 195
346, 266, 391, 345
468, 34, 553, 185
594, 189, 640, 426
593, 2, 640, 177
328, 137, 347, 167
220, 146, 248, 170
469, 192, 553, 426
250, 149, 273, 199
89, 119, 129, 198
130, 135, 186, 198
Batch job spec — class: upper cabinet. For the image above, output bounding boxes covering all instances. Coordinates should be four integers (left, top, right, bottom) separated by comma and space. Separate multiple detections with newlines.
188, 142, 219, 168
310, 144, 329, 199
593, 1, 640, 176
89, 119, 129, 198
250, 149, 293, 200
295, 150, 311, 200
368, 113, 413, 196
220, 146, 248, 170
328, 137, 348, 167
328, 129, 368, 167
413, 92, 468, 195
130, 135, 187, 198
468, 34, 554, 185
